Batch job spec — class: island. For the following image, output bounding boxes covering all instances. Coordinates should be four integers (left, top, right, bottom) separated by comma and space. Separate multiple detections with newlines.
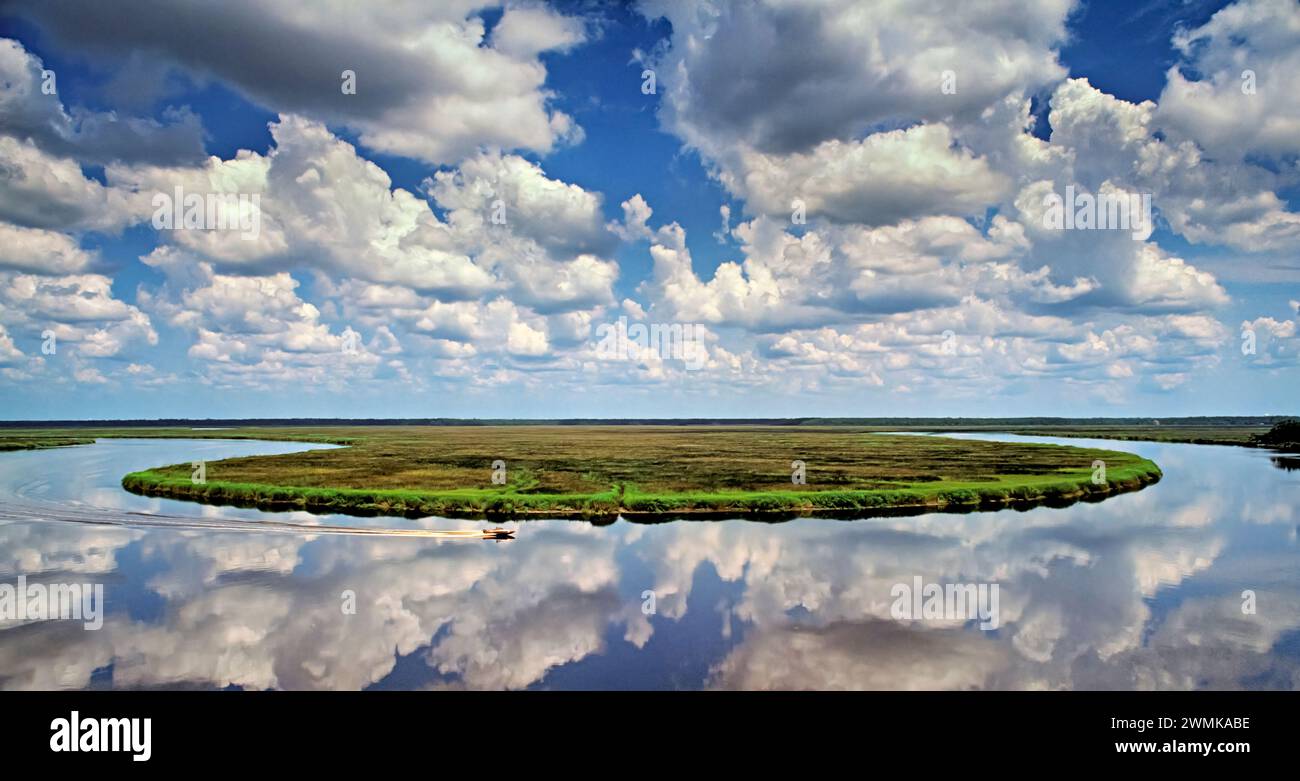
109, 425, 1163, 519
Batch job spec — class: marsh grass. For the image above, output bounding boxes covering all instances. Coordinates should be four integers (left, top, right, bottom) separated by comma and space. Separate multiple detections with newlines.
969, 425, 1269, 446
108, 425, 1161, 519
0, 434, 96, 451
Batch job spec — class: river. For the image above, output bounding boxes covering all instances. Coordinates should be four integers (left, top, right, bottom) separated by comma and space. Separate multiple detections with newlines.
0, 434, 1296, 690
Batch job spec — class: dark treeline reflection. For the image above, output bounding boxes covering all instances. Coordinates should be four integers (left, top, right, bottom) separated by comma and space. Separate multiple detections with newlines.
1271, 456, 1300, 472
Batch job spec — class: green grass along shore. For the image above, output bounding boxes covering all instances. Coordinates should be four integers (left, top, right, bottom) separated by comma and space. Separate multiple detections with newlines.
121, 455, 1162, 519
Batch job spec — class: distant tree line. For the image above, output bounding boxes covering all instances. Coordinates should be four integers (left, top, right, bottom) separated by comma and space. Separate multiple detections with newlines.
1250, 419, 1300, 451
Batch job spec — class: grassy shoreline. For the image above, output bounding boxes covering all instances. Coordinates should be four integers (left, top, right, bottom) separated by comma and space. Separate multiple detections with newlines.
0, 421, 1281, 452
0, 428, 357, 452
915, 425, 1269, 447
112, 426, 1165, 519
0, 436, 96, 452
120, 464, 1162, 519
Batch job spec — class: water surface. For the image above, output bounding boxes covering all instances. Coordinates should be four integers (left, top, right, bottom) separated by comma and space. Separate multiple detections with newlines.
1, 434, 1296, 690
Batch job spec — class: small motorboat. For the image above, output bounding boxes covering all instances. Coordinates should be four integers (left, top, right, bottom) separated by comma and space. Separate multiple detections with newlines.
482, 527, 516, 539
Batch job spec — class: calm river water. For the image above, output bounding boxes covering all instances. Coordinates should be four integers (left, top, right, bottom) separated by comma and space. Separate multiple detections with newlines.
1, 434, 1297, 690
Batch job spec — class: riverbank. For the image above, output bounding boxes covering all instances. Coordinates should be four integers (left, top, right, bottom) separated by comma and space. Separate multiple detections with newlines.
120, 464, 1162, 518
0, 418, 1284, 451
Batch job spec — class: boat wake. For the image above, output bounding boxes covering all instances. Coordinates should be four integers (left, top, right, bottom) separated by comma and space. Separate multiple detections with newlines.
0, 491, 514, 539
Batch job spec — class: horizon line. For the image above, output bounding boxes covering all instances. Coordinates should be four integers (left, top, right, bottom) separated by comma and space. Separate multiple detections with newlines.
1, 415, 1294, 427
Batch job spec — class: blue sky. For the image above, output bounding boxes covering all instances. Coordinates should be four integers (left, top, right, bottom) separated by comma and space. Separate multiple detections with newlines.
0, 0, 1296, 419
